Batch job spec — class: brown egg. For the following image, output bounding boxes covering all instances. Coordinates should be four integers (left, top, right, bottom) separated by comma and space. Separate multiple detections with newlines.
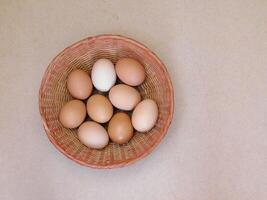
78, 121, 109, 149
59, 100, 86, 128
67, 69, 93, 100
115, 58, 145, 86
132, 99, 158, 132
108, 112, 133, 144
109, 84, 141, 111
87, 94, 113, 123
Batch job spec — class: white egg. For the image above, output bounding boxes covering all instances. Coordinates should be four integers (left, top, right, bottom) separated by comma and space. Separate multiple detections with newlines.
91, 59, 116, 92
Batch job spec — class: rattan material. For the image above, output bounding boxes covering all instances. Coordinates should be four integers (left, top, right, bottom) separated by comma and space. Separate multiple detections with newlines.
39, 35, 174, 169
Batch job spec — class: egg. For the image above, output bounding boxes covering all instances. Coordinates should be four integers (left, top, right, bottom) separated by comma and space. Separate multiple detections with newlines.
132, 99, 158, 132
91, 58, 116, 92
59, 100, 86, 128
108, 112, 134, 144
115, 58, 146, 86
87, 94, 113, 123
67, 69, 93, 100
109, 84, 141, 111
78, 121, 109, 149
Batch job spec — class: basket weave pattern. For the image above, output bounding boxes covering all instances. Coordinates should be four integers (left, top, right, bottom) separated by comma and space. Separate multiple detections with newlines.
39, 35, 174, 168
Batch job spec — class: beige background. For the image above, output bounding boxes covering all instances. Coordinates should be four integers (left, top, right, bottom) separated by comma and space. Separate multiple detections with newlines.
1, 0, 267, 199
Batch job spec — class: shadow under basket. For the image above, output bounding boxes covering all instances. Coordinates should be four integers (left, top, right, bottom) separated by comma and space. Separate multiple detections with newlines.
39, 34, 174, 169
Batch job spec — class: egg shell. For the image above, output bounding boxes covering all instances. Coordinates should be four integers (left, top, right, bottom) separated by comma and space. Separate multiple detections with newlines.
91, 58, 116, 92
108, 112, 134, 144
78, 121, 109, 149
87, 94, 113, 123
67, 69, 93, 100
59, 100, 86, 128
131, 99, 158, 132
109, 84, 141, 111
115, 58, 145, 86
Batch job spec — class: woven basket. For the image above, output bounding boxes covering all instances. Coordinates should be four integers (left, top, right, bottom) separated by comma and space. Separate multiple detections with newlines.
39, 34, 174, 169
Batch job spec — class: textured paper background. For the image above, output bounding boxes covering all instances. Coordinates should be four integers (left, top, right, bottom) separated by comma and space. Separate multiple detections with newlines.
0, 0, 267, 199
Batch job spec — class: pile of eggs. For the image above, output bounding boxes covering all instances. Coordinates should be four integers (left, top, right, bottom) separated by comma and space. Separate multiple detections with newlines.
59, 58, 158, 149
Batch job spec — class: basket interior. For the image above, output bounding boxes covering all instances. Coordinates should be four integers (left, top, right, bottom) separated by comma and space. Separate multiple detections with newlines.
39, 36, 173, 168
